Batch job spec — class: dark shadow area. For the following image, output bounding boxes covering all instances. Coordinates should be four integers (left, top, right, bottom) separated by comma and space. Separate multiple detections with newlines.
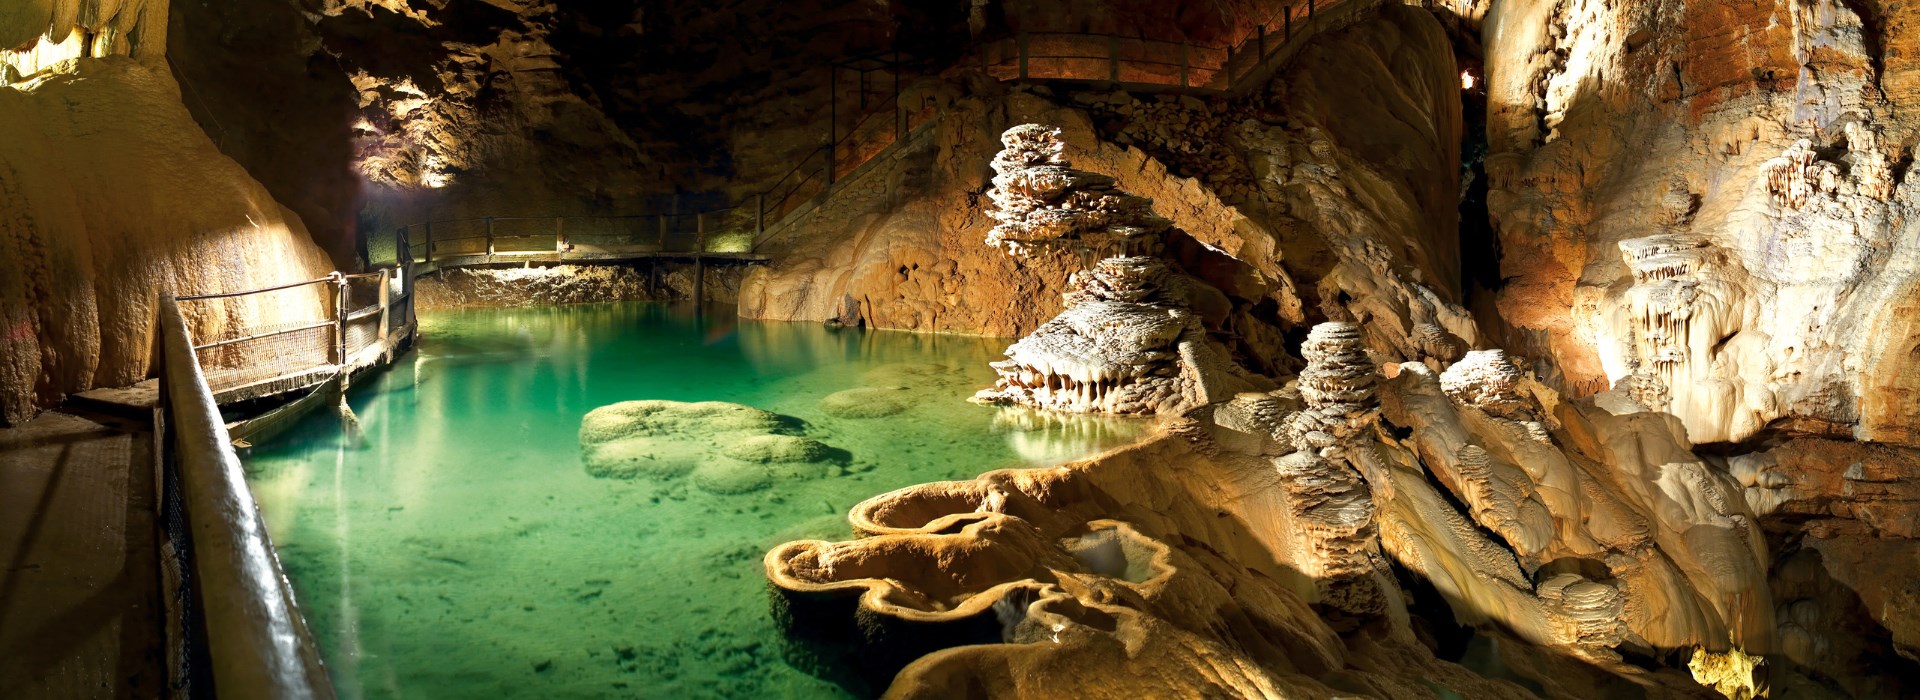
1762, 518, 1920, 699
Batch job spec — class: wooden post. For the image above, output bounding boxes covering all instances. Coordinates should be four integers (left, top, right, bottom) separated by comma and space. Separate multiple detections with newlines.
894, 49, 903, 139
1226, 44, 1235, 84
332, 274, 347, 366
485, 217, 496, 256
1108, 35, 1120, 84
657, 213, 667, 249
1258, 23, 1266, 58
1179, 41, 1189, 88
1017, 32, 1030, 79
423, 221, 435, 265
1309, 0, 1315, 19
1286, 10, 1292, 40
554, 216, 567, 253
692, 213, 707, 309
377, 269, 391, 342
829, 65, 837, 171
756, 193, 765, 237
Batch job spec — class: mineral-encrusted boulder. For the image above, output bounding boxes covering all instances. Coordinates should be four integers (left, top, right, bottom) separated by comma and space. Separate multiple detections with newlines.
819, 387, 915, 419
1439, 349, 1533, 420
973, 256, 1267, 415
579, 400, 847, 493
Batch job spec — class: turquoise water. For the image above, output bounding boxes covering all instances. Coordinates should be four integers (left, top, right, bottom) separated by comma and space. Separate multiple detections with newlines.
241, 302, 1145, 698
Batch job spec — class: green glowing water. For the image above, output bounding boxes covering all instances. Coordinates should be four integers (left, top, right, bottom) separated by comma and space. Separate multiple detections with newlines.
242, 302, 1145, 699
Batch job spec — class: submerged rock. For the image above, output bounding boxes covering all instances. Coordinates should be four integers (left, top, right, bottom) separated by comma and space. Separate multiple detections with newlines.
819, 387, 915, 419
579, 400, 846, 493
721, 434, 839, 464
692, 461, 774, 495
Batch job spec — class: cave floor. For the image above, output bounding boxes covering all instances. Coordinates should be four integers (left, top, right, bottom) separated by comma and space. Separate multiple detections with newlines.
0, 410, 164, 698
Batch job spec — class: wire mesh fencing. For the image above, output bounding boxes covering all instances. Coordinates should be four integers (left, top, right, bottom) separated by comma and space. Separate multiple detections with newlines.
177, 279, 336, 395
176, 268, 416, 401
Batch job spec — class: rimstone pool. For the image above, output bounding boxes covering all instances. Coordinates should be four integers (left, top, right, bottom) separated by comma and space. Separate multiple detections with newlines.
240, 302, 1146, 698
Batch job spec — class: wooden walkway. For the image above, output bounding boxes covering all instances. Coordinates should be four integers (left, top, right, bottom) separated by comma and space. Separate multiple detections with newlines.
0, 410, 164, 698
417, 248, 768, 277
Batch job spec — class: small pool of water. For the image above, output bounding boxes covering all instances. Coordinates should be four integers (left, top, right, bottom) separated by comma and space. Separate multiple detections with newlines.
242, 302, 1146, 699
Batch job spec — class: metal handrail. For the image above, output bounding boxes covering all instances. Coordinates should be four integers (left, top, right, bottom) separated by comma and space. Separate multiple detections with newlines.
177, 276, 334, 302
156, 294, 335, 699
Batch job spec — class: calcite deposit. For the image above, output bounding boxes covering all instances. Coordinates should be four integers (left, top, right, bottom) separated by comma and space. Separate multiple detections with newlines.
579, 400, 847, 494
983, 124, 1170, 258
757, 2, 1919, 695
973, 254, 1264, 415
5, 0, 1916, 694
970, 123, 1268, 416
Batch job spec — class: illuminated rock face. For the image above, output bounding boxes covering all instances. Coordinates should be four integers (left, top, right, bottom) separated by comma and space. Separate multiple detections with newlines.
1486, 0, 1920, 445
0, 0, 166, 78
1378, 361, 1770, 654
0, 58, 334, 424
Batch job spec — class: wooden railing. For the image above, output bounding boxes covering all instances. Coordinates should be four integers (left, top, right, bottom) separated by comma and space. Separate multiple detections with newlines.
176, 265, 415, 403
974, 0, 1383, 93
154, 294, 335, 698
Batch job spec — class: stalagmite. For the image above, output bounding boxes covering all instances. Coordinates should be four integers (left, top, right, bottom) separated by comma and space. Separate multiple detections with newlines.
1282, 322, 1379, 449
983, 124, 1170, 257
974, 126, 1266, 415
1438, 349, 1533, 420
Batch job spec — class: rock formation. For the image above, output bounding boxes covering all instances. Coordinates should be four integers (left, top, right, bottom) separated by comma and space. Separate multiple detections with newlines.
1485, 0, 1920, 446
579, 400, 847, 495
758, 2, 1889, 694
1439, 349, 1534, 420
983, 124, 1170, 258
0, 56, 334, 425
1282, 322, 1380, 449
970, 125, 1266, 416
972, 255, 1262, 415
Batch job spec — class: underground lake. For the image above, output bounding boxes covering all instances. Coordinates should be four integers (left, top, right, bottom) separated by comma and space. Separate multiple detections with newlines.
237, 301, 1147, 699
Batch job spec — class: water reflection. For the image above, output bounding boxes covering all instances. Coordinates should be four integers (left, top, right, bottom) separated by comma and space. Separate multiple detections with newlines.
242, 302, 1147, 699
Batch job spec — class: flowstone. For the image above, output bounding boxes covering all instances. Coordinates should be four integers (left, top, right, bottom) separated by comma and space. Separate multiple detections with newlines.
579, 400, 847, 494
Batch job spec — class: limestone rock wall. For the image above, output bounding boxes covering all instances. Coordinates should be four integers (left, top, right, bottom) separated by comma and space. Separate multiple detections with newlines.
166, 0, 666, 267
738, 85, 1265, 337
1, 0, 165, 76
1481, 0, 1920, 445
0, 58, 335, 424
743, 3, 1469, 373
414, 264, 745, 311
